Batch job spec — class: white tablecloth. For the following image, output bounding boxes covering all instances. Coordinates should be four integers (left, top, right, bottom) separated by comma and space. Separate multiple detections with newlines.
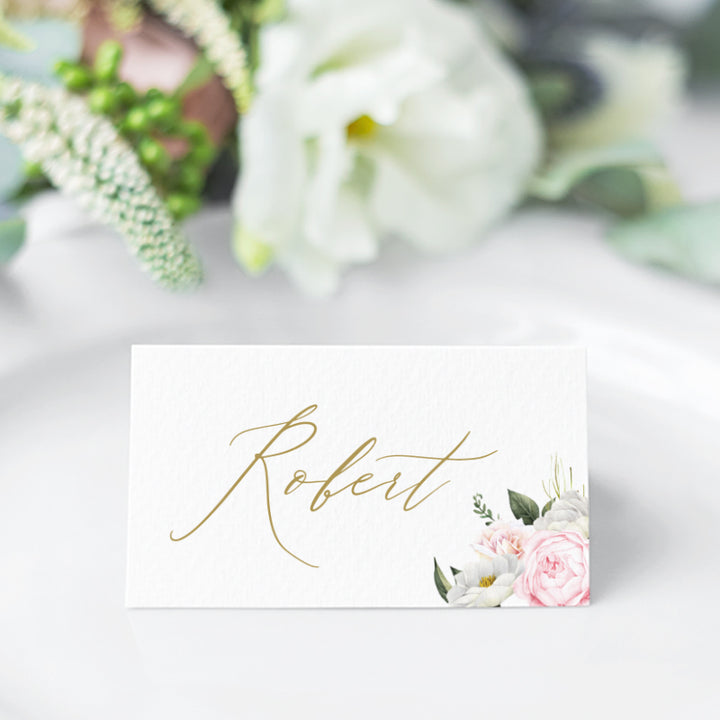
1, 99, 719, 719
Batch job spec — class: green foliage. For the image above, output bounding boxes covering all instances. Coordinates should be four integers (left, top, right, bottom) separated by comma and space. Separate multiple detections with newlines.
53, 42, 217, 219
530, 140, 682, 219
104, 0, 143, 31
433, 558, 451, 603
507, 490, 539, 526
608, 202, 720, 284
0, 73, 202, 289
472, 492, 499, 526
0, 13, 34, 51
0, 213, 25, 263
685, 1, 720, 83
542, 455, 579, 501
0, 17, 81, 201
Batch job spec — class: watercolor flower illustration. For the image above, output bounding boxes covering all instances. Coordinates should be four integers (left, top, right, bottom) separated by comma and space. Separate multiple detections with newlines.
471, 519, 534, 559
533, 490, 589, 538
514, 531, 590, 607
446, 555, 522, 608
434, 456, 589, 607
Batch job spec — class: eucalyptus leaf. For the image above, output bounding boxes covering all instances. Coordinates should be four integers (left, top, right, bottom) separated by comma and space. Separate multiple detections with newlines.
573, 167, 647, 217
530, 140, 665, 201
508, 490, 539, 526
174, 56, 215, 99
608, 202, 720, 283
433, 558, 451, 603
0, 214, 25, 263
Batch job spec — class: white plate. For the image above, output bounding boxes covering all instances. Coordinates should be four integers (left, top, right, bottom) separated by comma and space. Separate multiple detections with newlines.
1, 195, 720, 717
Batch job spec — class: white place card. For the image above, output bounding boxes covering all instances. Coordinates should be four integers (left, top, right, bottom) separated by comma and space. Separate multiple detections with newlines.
127, 346, 588, 608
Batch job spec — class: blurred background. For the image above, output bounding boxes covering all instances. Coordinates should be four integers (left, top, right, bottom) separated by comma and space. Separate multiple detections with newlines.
1, 2, 719, 719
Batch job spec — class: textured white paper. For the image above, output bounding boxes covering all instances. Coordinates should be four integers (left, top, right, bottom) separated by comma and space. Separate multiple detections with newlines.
127, 346, 587, 608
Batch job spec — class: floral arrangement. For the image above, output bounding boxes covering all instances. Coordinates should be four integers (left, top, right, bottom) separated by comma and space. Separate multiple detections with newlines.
1, 0, 719, 292
433, 456, 589, 607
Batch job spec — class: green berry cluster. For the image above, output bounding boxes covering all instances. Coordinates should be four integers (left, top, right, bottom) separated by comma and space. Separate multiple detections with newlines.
53, 40, 216, 219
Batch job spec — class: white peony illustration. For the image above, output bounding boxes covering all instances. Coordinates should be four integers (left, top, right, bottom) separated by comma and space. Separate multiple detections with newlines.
446, 554, 522, 608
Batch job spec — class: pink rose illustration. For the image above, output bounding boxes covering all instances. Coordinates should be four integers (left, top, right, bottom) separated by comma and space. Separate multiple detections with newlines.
472, 520, 534, 559
514, 530, 589, 606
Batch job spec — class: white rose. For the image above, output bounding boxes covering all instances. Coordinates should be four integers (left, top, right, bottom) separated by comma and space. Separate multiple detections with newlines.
534, 490, 589, 538
233, 0, 540, 294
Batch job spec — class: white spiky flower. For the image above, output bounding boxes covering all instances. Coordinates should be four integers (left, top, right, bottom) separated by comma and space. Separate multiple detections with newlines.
148, 0, 252, 112
0, 73, 202, 289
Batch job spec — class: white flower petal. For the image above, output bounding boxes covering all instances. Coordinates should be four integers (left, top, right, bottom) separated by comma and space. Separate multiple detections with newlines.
235, 0, 540, 293
480, 584, 513, 607
493, 572, 517, 587
233, 88, 305, 249
279, 243, 341, 296
300, 43, 443, 134
304, 130, 351, 248
321, 187, 379, 262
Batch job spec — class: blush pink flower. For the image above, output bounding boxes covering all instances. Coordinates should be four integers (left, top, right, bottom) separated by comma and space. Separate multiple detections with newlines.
514, 530, 589, 607
472, 520, 535, 559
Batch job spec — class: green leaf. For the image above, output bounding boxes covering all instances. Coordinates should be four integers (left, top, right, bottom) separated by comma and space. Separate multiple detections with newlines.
608, 202, 720, 284
508, 490, 540, 526
0, 134, 23, 201
232, 224, 274, 275
450, 566, 462, 577
685, 1, 720, 82
433, 558, 451, 603
542, 499, 554, 516
0, 74, 202, 289
529, 71, 575, 118
106, 0, 142, 31
0, 215, 25, 263
532, 140, 682, 218
174, 56, 215, 99
0, 14, 34, 51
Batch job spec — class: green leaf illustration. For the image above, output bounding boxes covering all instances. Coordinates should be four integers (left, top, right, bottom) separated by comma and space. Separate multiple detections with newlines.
433, 558, 451, 603
450, 566, 462, 577
542, 499, 554, 516
508, 490, 540, 526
